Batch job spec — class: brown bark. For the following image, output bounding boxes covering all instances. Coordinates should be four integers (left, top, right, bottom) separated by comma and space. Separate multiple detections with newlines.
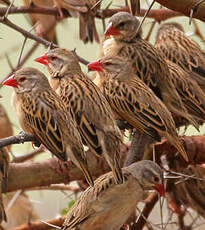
5, 135, 205, 193
6, 150, 111, 192
9, 217, 65, 230
155, 0, 205, 22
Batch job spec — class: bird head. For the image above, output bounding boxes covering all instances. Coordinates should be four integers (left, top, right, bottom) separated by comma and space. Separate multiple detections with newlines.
104, 12, 141, 41
88, 56, 132, 79
128, 160, 165, 196
2, 67, 50, 93
35, 48, 81, 78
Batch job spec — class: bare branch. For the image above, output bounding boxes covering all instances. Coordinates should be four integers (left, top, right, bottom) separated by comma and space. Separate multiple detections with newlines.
9, 216, 65, 230
0, 132, 36, 148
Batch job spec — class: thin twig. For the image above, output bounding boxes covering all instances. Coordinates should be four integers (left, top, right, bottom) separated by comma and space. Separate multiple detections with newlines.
27, 184, 81, 193
0, 132, 36, 148
11, 146, 44, 163
9, 216, 65, 230
0, 41, 39, 85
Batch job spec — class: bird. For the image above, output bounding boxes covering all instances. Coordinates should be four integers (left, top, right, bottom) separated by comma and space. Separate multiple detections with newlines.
166, 60, 205, 125
101, 12, 197, 130
62, 160, 165, 230
154, 22, 205, 92
0, 104, 13, 151
23, 0, 58, 43
34, 48, 124, 184
0, 0, 10, 5
2, 67, 94, 187
88, 56, 188, 162
127, 0, 141, 15
55, 0, 100, 43
0, 147, 9, 223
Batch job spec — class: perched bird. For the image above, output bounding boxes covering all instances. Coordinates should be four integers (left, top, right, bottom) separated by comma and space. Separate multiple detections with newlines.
155, 22, 205, 92
62, 160, 165, 230
167, 60, 205, 125
35, 48, 124, 184
88, 56, 188, 161
55, 0, 100, 43
2, 68, 94, 187
0, 104, 13, 151
0, 147, 9, 223
23, 0, 58, 43
102, 12, 197, 129
0, 0, 10, 5
127, 0, 140, 15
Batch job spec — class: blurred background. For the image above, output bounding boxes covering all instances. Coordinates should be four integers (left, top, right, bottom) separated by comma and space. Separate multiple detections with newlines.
0, 0, 205, 228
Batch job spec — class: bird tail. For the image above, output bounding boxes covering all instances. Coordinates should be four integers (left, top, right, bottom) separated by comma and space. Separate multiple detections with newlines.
167, 135, 188, 162
0, 202, 7, 222
68, 146, 94, 187
78, 160, 94, 187
99, 130, 124, 184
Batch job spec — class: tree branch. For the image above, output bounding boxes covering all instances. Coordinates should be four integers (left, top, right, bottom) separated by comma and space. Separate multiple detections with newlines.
0, 132, 36, 148
4, 135, 205, 193
9, 216, 65, 230
155, 0, 205, 22
0, 5, 181, 22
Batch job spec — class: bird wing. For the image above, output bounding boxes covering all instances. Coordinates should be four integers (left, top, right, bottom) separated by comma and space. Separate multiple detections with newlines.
155, 31, 205, 83
23, 90, 69, 161
104, 77, 167, 140
167, 61, 205, 119
61, 76, 107, 157
62, 172, 120, 229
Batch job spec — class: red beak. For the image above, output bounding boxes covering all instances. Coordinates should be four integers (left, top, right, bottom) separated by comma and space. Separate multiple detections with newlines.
2, 75, 18, 88
34, 53, 49, 65
87, 60, 103, 72
104, 22, 121, 37
154, 184, 165, 196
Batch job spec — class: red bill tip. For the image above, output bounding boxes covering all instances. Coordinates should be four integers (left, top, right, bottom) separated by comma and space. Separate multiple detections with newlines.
154, 183, 165, 196
104, 22, 121, 37
87, 60, 103, 72
2, 75, 18, 88
34, 53, 49, 65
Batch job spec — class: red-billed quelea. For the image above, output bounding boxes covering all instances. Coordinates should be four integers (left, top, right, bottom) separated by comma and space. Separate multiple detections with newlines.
2, 68, 94, 187
101, 12, 197, 130
88, 56, 188, 161
62, 160, 165, 230
35, 48, 124, 184
155, 22, 205, 92
55, 0, 100, 43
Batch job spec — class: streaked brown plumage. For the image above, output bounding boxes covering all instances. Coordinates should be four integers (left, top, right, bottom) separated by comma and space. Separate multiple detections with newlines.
62, 160, 165, 230
2, 68, 94, 187
102, 12, 197, 129
0, 104, 13, 151
0, 147, 9, 223
88, 56, 188, 162
155, 22, 205, 92
0, 0, 10, 5
23, 0, 57, 43
167, 60, 205, 124
35, 48, 124, 184
56, 0, 99, 43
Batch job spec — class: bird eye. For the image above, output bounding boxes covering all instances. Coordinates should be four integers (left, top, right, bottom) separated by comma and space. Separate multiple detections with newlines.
19, 77, 26, 82
50, 56, 57, 61
153, 175, 160, 183
118, 22, 125, 27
